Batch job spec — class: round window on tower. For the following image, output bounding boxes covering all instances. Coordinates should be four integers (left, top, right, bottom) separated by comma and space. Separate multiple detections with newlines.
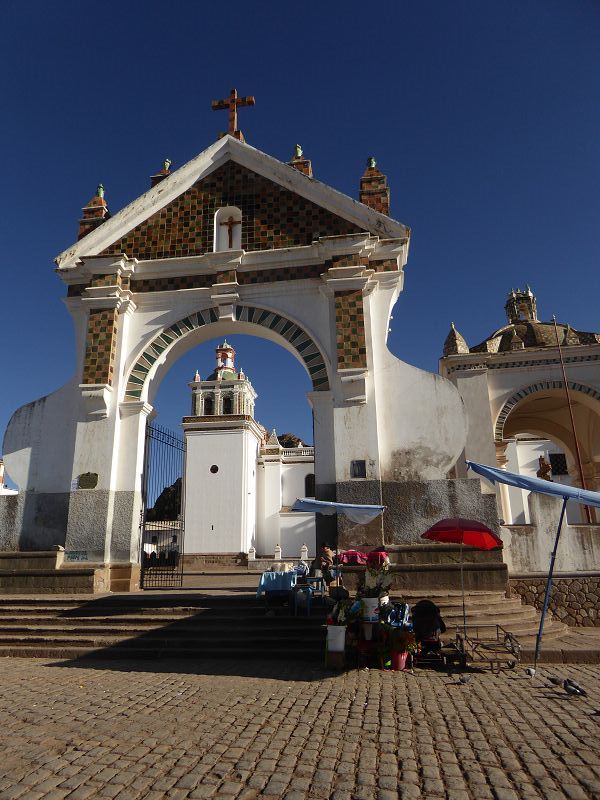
210, 465, 219, 474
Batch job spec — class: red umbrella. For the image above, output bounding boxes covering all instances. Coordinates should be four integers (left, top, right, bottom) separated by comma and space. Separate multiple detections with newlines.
422, 518, 502, 549
421, 518, 503, 630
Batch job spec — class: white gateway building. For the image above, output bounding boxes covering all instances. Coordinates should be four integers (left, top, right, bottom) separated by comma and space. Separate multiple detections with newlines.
182, 341, 316, 558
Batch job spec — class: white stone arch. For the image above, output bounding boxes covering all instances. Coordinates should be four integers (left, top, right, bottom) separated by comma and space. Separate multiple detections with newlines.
124, 303, 330, 405
494, 380, 600, 443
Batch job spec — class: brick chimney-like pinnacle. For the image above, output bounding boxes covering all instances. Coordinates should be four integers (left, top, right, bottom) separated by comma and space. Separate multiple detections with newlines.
288, 144, 313, 178
359, 157, 390, 216
77, 184, 111, 240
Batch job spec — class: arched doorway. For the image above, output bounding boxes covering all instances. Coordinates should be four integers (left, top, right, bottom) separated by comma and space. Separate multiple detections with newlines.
141, 333, 318, 585
495, 383, 600, 523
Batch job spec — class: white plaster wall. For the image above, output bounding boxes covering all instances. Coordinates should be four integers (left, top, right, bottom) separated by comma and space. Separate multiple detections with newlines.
2, 379, 79, 492
256, 459, 282, 556
506, 438, 581, 525
281, 462, 315, 507
450, 370, 497, 480
278, 513, 316, 558
502, 492, 600, 574
184, 428, 259, 553
368, 281, 467, 480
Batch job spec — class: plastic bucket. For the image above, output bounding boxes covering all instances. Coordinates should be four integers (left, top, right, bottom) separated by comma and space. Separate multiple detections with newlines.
327, 625, 346, 652
391, 651, 408, 671
363, 597, 380, 622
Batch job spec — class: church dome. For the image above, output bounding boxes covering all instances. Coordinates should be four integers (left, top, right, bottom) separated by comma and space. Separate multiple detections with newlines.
446, 287, 600, 356
470, 320, 600, 354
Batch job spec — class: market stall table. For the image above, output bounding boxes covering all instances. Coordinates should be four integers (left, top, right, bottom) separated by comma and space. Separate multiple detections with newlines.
256, 570, 297, 600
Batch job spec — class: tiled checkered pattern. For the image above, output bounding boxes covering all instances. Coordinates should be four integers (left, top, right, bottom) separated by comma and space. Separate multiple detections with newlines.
238, 264, 324, 285
215, 269, 238, 284
130, 275, 213, 293
82, 308, 118, 385
371, 258, 398, 272
98, 162, 362, 261
124, 304, 329, 400
335, 290, 367, 369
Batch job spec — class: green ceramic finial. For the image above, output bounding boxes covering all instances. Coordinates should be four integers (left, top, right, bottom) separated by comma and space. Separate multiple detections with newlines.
96, 183, 105, 198
294, 144, 303, 158
163, 158, 172, 172
367, 156, 376, 169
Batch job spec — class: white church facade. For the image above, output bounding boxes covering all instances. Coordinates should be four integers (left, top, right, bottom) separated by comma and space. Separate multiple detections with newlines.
183, 341, 316, 558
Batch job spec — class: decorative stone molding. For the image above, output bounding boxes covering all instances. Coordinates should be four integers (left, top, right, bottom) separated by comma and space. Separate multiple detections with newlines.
79, 384, 113, 419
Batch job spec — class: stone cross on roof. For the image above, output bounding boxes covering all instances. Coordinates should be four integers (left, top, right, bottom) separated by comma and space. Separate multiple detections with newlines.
211, 88, 255, 141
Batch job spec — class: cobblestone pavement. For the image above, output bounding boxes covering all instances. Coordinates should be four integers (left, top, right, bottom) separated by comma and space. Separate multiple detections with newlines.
0, 658, 598, 800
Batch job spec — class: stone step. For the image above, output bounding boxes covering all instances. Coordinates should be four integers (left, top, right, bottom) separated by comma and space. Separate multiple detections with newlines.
0, 643, 322, 661
0, 619, 326, 635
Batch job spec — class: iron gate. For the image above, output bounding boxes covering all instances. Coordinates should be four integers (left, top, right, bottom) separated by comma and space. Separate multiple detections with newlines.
140, 423, 186, 589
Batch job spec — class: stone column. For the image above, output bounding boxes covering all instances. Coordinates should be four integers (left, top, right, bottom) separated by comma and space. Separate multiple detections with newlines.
495, 441, 513, 524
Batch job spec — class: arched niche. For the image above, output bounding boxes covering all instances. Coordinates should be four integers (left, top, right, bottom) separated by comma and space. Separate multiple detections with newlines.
214, 206, 242, 252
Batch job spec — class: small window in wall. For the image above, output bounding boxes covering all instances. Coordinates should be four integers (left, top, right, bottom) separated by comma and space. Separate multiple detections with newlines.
214, 206, 242, 252
549, 453, 568, 476
350, 460, 367, 479
223, 396, 233, 415
204, 397, 214, 415
305, 473, 315, 497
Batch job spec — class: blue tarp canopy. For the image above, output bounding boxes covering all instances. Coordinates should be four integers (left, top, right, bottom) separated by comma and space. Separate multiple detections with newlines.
291, 498, 385, 524
467, 459, 600, 667
466, 461, 600, 509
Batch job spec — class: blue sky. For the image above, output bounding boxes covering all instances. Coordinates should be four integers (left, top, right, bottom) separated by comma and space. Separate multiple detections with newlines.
1, 1, 599, 465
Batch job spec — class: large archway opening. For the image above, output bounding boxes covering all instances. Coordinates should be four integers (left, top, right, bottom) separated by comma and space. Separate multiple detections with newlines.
496, 387, 600, 524
131, 312, 332, 584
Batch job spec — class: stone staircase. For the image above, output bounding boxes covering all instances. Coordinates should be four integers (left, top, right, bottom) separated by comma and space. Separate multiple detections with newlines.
0, 594, 327, 662
0, 588, 566, 663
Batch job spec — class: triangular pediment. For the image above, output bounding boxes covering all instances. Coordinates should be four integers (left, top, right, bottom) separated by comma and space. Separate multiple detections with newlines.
56, 136, 408, 269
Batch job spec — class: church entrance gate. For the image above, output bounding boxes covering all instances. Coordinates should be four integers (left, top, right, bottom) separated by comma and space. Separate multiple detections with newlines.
139, 423, 186, 589
1, 133, 478, 563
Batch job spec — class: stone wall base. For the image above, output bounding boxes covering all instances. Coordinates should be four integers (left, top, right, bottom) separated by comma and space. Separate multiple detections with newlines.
336, 478, 499, 548
0, 551, 140, 594
510, 574, 600, 627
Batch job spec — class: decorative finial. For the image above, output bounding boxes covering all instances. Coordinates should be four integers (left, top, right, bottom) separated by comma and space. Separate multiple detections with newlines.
294, 144, 303, 158
96, 183, 105, 198
367, 156, 376, 169
451, 321, 456, 329
193, 370, 201, 382
163, 158, 172, 172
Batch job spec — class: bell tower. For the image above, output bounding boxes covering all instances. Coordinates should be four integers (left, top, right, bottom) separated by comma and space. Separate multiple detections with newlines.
183, 343, 262, 555
505, 286, 538, 323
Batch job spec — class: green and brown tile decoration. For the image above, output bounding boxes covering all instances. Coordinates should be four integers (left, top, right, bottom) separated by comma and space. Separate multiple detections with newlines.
335, 290, 367, 369
98, 162, 363, 261
238, 264, 324, 285
82, 308, 118, 385
215, 269, 238, 284
130, 274, 214, 293
124, 304, 329, 400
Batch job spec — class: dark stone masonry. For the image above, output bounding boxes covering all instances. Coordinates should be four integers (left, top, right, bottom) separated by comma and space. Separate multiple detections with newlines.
510, 574, 600, 627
